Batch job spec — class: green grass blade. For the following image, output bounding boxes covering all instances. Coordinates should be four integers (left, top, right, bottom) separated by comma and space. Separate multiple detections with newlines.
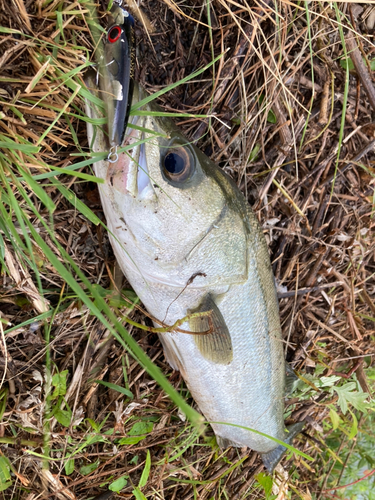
131, 52, 225, 111
53, 182, 101, 225
210, 421, 313, 461
9, 184, 204, 428
95, 380, 133, 399
138, 450, 151, 488
0, 141, 40, 154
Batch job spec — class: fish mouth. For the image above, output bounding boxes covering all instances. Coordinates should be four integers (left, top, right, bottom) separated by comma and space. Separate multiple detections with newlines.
106, 116, 154, 199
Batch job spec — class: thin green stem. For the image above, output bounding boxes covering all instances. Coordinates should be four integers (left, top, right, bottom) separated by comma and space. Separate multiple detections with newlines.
332, 3, 350, 197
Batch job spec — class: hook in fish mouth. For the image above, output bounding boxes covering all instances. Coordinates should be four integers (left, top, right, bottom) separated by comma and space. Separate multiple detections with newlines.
105, 121, 153, 200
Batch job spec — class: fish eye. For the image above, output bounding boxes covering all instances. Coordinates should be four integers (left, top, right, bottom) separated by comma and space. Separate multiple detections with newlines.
163, 146, 194, 183
107, 25, 122, 44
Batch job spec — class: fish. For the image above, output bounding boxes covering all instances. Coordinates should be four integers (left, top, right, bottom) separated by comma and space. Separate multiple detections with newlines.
84, 76, 303, 472
99, 0, 135, 155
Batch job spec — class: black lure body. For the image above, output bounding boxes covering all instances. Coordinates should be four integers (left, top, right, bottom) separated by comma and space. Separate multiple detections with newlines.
101, 1, 135, 150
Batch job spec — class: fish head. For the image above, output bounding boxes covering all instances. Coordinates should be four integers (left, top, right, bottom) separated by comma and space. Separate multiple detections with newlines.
108, 91, 229, 262
86, 81, 248, 286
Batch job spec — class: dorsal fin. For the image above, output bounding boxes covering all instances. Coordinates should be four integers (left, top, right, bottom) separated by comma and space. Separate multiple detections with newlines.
188, 295, 233, 365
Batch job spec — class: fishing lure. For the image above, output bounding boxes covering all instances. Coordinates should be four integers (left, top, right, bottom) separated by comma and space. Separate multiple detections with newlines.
100, 0, 135, 162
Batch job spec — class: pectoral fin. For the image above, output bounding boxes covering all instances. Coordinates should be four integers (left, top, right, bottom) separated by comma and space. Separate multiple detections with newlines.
188, 295, 233, 365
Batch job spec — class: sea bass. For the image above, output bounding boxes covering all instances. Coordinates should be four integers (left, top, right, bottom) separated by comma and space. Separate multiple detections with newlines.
85, 79, 302, 471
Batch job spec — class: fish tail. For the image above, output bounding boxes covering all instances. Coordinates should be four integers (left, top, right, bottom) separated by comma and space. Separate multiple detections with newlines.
261, 422, 304, 472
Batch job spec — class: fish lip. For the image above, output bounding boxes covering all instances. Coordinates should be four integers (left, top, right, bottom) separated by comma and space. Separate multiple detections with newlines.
107, 118, 154, 199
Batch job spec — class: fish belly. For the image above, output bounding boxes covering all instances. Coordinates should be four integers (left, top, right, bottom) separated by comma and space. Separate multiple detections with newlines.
112, 234, 286, 454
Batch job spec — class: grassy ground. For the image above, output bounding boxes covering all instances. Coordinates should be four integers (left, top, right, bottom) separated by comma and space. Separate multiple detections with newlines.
0, 0, 374, 499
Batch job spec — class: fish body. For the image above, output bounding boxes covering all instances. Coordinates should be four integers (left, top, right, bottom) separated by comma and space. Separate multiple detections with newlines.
100, 1, 135, 149
85, 81, 301, 470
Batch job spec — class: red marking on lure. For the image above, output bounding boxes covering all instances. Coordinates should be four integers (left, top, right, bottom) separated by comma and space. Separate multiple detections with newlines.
108, 25, 122, 43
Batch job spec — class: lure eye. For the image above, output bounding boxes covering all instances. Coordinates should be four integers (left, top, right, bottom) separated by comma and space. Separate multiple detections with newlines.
163, 147, 194, 183
107, 25, 122, 43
